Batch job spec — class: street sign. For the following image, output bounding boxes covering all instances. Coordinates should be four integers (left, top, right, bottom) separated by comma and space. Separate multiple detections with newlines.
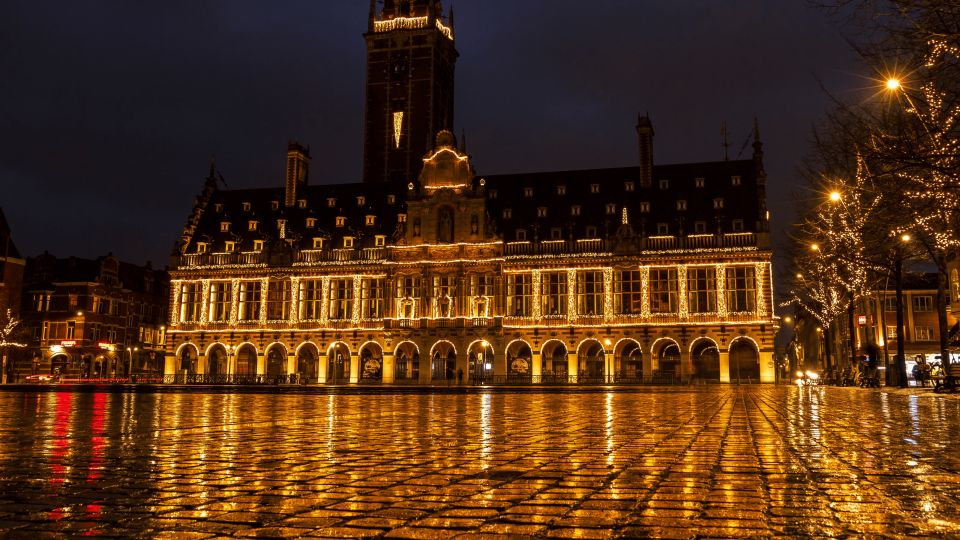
60, 340, 77, 347
857, 315, 868, 326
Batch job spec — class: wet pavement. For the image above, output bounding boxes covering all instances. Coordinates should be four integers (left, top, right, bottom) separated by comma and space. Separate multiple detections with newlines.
0, 386, 959, 538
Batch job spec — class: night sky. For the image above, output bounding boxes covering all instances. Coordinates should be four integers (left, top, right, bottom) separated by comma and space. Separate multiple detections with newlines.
2, 0, 863, 272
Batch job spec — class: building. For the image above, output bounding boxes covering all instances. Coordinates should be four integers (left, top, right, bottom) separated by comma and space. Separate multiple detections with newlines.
21, 254, 168, 379
0, 208, 25, 318
162, 1, 778, 385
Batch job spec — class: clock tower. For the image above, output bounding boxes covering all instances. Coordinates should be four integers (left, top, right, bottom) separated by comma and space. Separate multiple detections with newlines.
363, 0, 458, 185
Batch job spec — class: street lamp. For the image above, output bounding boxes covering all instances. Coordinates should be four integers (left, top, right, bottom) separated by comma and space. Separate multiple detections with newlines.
126, 347, 138, 380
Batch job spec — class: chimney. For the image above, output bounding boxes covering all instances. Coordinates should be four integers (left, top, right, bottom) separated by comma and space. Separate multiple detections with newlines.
284, 141, 310, 207
636, 114, 654, 188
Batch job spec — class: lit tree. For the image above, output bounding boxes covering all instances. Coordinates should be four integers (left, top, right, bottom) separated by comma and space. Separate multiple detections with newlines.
0, 309, 27, 384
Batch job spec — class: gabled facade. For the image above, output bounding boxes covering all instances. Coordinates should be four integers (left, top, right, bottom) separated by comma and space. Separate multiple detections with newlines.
162, 8, 777, 385
0, 208, 25, 318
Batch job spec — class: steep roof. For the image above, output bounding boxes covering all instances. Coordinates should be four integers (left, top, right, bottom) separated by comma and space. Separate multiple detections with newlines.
0, 207, 22, 260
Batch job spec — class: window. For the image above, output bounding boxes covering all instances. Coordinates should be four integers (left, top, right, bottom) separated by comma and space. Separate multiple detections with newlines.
328, 279, 353, 320
624, 181, 635, 192
360, 278, 384, 319
590, 184, 600, 194
489, 189, 498, 199
387, 194, 396, 204
365, 215, 376, 226
656, 223, 669, 235
687, 267, 717, 313
238, 281, 262, 321
695, 177, 705, 188
726, 267, 757, 312
507, 274, 534, 317
694, 221, 707, 233
66, 321, 75, 339
615, 270, 643, 315
649, 268, 678, 314
640, 202, 650, 213
242, 202, 251, 212
277, 219, 287, 231
503, 209, 513, 219
298, 199, 307, 209
537, 207, 548, 218
313, 237, 325, 249
556, 185, 566, 195
327, 198, 337, 208
541, 272, 568, 316
586, 226, 597, 238
214, 204, 223, 213
571, 205, 581, 216
306, 218, 316, 228
343, 237, 354, 248
356, 196, 366, 206
253, 240, 264, 251
952, 269, 960, 303
196, 243, 208, 254
606, 203, 617, 215
398, 213, 407, 223
713, 198, 725, 209
266, 279, 291, 320
516, 229, 527, 241
178, 283, 201, 322
731, 175, 741, 186
912, 295, 933, 312
395, 276, 421, 318
577, 271, 604, 316
248, 221, 258, 231
335, 216, 346, 227
659, 179, 669, 190
225, 241, 235, 252
208, 281, 232, 322
434, 276, 457, 317
883, 296, 898, 312
220, 222, 230, 232
915, 326, 934, 341
375, 235, 386, 247
271, 201, 279, 210
550, 227, 563, 240
299, 280, 323, 320
677, 200, 687, 211
732, 220, 744, 232
524, 187, 534, 198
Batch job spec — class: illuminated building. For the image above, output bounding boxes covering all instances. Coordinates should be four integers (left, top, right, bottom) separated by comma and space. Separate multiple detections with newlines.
0, 208, 24, 318
163, 1, 777, 384
21, 254, 168, 379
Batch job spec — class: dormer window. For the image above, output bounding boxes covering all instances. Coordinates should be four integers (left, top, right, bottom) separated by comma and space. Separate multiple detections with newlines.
225, 241, 235, 252
277, 219, 287, 230
523, 187, 533, 198
516, 229, 527, 241
694, 221, 707, 233
550, 227, 563, 240
335, 216, 346, 227
343, 237, 354, 248
196, 242, 208, 254
248, 220, 258, 231
586, 226, 597, 238
731, 175, 741, 186
242, 202, 252, 212
695, 177, 705, 188
606, 203, 617, 215
398, 213, 407, 223
489, 189, 498, 199
356, 196, 366, 206
556, 185, 566, 195
375, 235, 386, 247
713, 198, 725, 209
640, 202, 651, 213
677, 200, 687, 211
365, 215, 376, 226
659, 179, 669, 190
624, 181, 635, 192
590, 184, 600, 194
306, 218, 316, 228
214, 204, 223, 213
220, 222, 230, 232
271, 201, 279, 210
253, 240, 264, 251
657, 223, 669, 235
503, 209, 513, 219
732, 219, 745, 232
571, 205, 581, 217
387, 195, 396, 205
327, 198, 337, 208
313, 237, 325, 249
536, 207, 548, 218
298, 199, 307, 209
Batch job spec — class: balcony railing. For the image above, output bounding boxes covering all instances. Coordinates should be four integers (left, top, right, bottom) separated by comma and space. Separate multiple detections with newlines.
296, 248, 386, 265
178, 251, 267, 268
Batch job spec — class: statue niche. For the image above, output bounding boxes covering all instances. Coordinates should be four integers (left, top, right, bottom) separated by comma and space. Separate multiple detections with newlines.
438, 206, 454, 244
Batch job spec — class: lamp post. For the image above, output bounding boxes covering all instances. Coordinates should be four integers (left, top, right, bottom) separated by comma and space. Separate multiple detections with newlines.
893, 233, 911, 387
481, 340, 490, 383
126, 346, 138, 381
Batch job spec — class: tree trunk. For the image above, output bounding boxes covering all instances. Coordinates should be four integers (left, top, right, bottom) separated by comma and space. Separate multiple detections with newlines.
936, 255, 951, 369
895, 251, 908, 387
848, 302, 858, 370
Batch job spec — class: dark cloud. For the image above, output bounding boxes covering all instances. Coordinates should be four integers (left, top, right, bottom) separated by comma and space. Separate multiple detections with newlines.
1, 0, 861, 267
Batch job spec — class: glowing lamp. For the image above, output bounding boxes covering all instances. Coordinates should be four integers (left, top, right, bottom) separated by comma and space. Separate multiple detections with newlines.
901, 234, 911, 242
886, 78, 901, 90
829, 191, 841, 202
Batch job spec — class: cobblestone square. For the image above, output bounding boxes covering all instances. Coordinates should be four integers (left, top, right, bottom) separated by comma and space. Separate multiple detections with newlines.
1, 386, 959, 538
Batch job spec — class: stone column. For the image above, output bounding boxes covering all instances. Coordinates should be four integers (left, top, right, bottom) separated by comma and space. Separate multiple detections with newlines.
760, 350, 776, 383
567, 352, 578, 383
532, 351, 542, 382
604, 352, 615, 383
318, 352, 328, 384
719, 350, 731, 383
493, 349, 507, 378
164, 354, 177, 376
256, 354, 266, 376
679, 348, 691, 380
419, 352, 432, 384
349, 353, 360, 383
382, 350, 395, 384
287, 354, 296, 376
642, 349, 652, 381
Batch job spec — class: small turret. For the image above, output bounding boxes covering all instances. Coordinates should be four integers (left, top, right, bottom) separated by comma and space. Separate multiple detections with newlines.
284, 141, 310, 207
636, 114, 654, 189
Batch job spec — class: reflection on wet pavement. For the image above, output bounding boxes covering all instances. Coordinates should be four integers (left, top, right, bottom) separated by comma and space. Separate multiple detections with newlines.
0, 387, 959, 538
